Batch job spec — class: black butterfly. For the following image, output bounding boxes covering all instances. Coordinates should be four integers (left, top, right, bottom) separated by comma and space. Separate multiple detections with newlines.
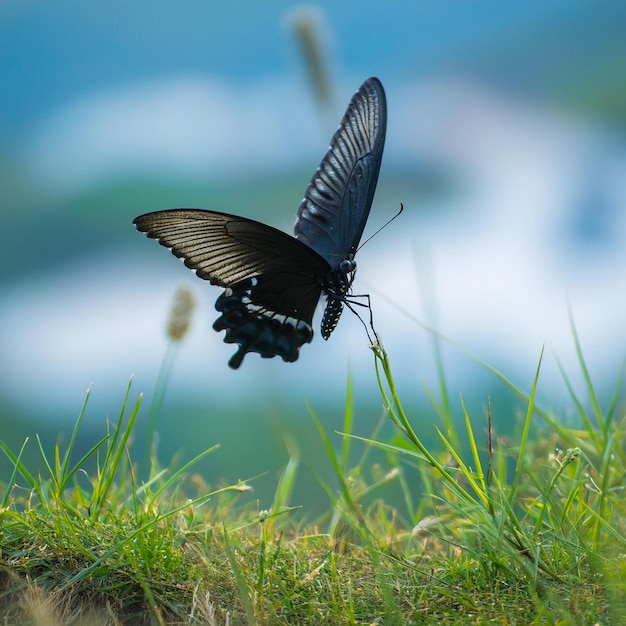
134, 77, 386, 369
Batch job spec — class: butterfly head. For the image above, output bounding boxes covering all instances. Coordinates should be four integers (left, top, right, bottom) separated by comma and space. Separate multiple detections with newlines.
339, 258, 356, 276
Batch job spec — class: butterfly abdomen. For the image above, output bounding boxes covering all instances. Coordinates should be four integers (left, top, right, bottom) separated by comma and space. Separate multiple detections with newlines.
321, 298, 344, 340
320, 262, 354, 340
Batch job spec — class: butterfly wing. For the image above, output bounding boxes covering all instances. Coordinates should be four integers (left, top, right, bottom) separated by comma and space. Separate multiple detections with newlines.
294, 77, 387, 266
134, 209, 331, 368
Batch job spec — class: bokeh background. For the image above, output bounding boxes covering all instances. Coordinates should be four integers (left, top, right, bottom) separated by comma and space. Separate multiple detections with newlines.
2, 2, 625, 510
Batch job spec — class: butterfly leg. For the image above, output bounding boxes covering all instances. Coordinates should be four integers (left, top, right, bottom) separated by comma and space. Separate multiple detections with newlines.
342, 293, 381, 348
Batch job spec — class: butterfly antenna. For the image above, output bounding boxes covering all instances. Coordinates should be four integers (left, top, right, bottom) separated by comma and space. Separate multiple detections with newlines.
357, 203, 404, 253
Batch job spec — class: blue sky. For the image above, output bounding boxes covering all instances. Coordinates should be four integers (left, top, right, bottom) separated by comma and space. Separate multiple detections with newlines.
3, 1, 625, 144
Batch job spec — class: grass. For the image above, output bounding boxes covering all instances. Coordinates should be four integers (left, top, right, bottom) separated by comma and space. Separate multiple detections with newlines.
1, 314, 625, 624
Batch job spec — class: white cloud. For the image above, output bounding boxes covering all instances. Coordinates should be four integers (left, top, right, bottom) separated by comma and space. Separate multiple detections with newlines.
25, 75, 323, 190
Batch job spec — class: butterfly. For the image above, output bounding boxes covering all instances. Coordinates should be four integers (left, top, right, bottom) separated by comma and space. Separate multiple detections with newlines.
134, 77, 386, 369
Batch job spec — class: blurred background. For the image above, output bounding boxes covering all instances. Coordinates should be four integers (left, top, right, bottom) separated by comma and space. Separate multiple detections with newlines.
2, 2, 625, 511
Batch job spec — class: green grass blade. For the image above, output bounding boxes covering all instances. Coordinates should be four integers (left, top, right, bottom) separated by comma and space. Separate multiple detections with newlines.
148, 444, 221, 505
554, 352, 599, 445
92, 384, 141, 516
604, 356, 625, 436
1, 438, 30, 508
341, 371, 354, 472
461, 395, 487, 496
222, 524, 256, 624
509, 346, 544, 502
60, 385, 92, 485
568, 304, 605, 430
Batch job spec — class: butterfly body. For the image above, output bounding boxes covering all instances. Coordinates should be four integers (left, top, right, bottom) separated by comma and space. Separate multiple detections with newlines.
134, 77, 386, 368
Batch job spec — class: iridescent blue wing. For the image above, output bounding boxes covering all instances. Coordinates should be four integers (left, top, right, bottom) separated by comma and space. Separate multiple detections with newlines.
294, 77, 386, 268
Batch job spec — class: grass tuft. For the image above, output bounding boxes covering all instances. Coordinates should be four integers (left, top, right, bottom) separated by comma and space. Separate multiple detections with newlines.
1, 325, 625, 623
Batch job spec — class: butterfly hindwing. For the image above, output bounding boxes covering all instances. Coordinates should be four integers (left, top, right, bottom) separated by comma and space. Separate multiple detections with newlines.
213, 274, 320, 369
134, 209, 329, 368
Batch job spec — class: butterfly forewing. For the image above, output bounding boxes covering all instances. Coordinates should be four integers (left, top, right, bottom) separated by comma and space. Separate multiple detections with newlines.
294, 77, 386, 266
134, 210, 329, 287
134, 209, 330, 368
